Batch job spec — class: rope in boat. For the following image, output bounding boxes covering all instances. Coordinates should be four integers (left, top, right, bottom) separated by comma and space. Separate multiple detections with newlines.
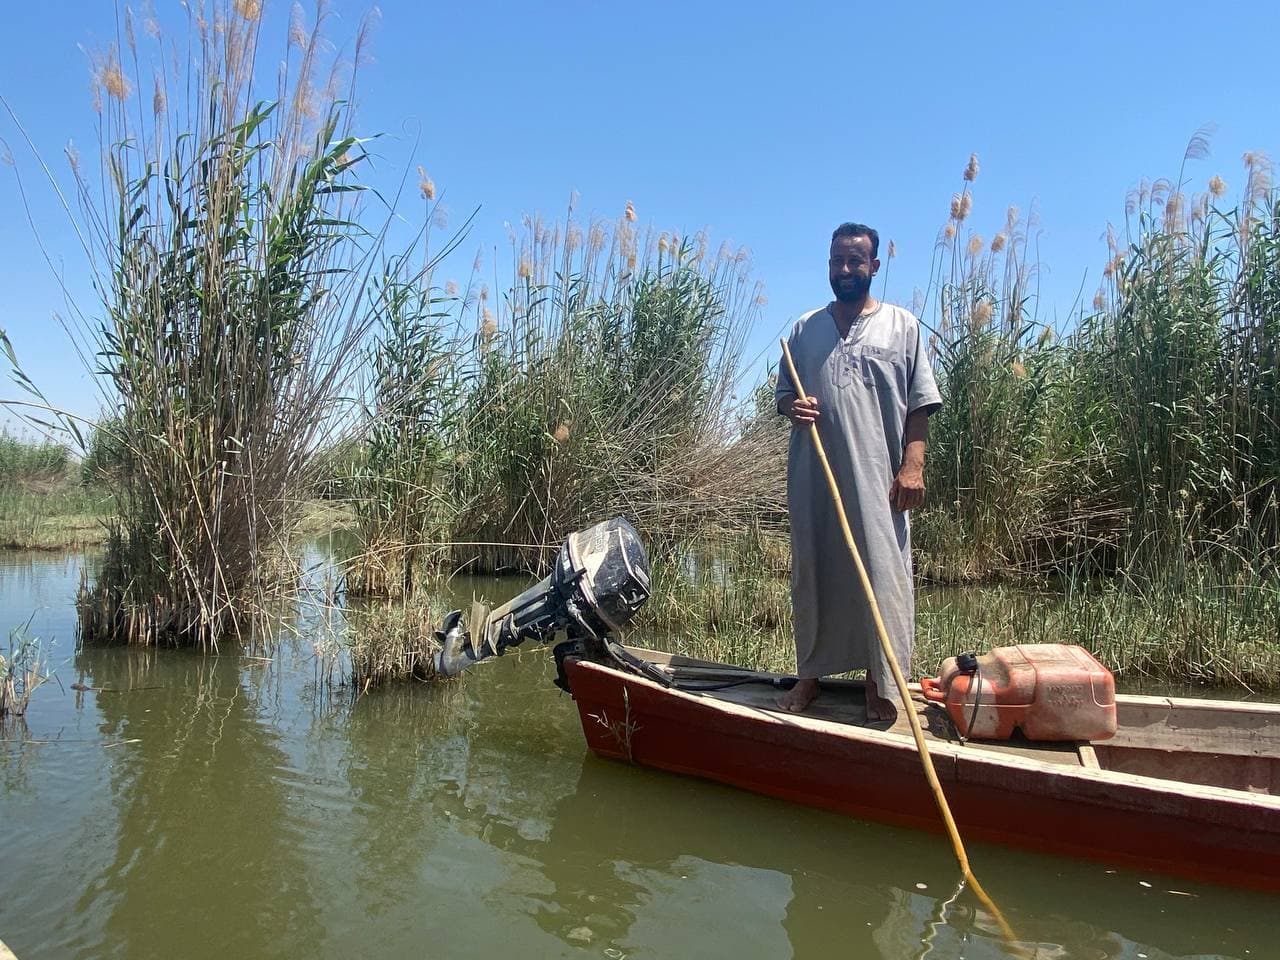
780, 338, 1018, 945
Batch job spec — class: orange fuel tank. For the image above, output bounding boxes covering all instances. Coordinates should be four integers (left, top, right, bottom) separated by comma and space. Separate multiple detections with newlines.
921, 643, 1117, 742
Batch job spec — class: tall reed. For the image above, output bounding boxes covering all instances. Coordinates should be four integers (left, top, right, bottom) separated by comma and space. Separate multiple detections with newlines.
347, 593, 448, 688
914, 175, 1063, 579
345, 257, 463, 597
342, 203, 785, 594
69, 3, 381, 648
916, 148, 1280, 587
1087, 154, 1279, 579
0, 621, 50, 717
446, 211, 783, 575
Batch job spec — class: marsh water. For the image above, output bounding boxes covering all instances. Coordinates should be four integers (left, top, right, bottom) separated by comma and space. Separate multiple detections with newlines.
0, 549, 1273, 960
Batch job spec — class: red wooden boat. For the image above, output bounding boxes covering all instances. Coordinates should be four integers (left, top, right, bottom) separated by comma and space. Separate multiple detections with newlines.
428, 517, 1279, 893
562, 647, 1280, 893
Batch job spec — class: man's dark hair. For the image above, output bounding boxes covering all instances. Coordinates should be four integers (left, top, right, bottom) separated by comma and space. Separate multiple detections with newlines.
831, 222, 879, 258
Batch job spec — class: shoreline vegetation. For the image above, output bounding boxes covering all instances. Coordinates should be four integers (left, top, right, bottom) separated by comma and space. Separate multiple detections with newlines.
3, 453, 1277, 691
0, 3, 1275, 692
0, 432, 113, 551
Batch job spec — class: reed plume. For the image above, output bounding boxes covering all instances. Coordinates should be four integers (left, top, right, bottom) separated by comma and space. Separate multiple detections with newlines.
69, 2, 384, 648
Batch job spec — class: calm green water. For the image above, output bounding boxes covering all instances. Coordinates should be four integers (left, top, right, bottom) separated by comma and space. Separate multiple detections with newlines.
0, 551, 1274, 960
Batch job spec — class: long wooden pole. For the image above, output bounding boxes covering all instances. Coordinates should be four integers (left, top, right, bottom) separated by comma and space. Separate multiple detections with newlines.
780, 338, 1015, 942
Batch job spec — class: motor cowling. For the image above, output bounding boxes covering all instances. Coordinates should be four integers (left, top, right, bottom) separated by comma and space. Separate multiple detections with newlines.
433, 517, 651, 677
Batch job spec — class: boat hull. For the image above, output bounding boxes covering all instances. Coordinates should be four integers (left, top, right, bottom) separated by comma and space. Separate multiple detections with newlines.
565, 656, 1280, 892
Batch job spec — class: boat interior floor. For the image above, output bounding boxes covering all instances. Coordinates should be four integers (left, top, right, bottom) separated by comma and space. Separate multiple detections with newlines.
643, 652, 1280, 793
654, 658, 1092, 768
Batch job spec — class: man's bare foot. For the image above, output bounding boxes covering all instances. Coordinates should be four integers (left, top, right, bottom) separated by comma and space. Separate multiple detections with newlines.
865, 677, 898, 723
778, 677, 819, 712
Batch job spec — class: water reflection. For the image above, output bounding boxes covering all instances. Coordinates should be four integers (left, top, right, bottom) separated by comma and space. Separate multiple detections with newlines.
58, 647, 1271, 960
340, 681, 473, 917
447, 742, 1266, 959
453, 749, 957, 958
74, 648, 326, 960
384, 651, 1268, 960
0, 549, 1271, 960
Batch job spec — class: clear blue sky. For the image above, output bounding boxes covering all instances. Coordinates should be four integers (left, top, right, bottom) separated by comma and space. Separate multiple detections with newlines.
2, 0, 1278, 431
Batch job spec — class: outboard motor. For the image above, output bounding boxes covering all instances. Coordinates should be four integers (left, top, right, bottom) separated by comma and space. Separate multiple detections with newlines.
433, 517, 651, 680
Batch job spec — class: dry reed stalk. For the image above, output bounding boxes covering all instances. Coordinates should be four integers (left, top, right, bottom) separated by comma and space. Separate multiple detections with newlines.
420, 208, 782, 577
64, 3, 385, 649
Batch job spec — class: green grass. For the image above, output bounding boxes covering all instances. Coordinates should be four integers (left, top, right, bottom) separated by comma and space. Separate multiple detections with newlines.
0, 482, 113, 550
633, 559, 1280, 691
346, 594, 448, 690
1, 620, 52, 718
0, 433, 113, 550
0, 489, 360, 553
915, 574, 1280, 690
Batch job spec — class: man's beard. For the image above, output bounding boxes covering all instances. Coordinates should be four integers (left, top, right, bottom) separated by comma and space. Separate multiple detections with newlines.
830, 274, 872, 303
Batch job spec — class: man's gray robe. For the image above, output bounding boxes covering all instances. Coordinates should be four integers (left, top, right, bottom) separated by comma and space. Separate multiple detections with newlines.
775, 303, 942, 700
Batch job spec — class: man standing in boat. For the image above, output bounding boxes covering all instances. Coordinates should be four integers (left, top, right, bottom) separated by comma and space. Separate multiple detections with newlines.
775, 223, 942, 719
